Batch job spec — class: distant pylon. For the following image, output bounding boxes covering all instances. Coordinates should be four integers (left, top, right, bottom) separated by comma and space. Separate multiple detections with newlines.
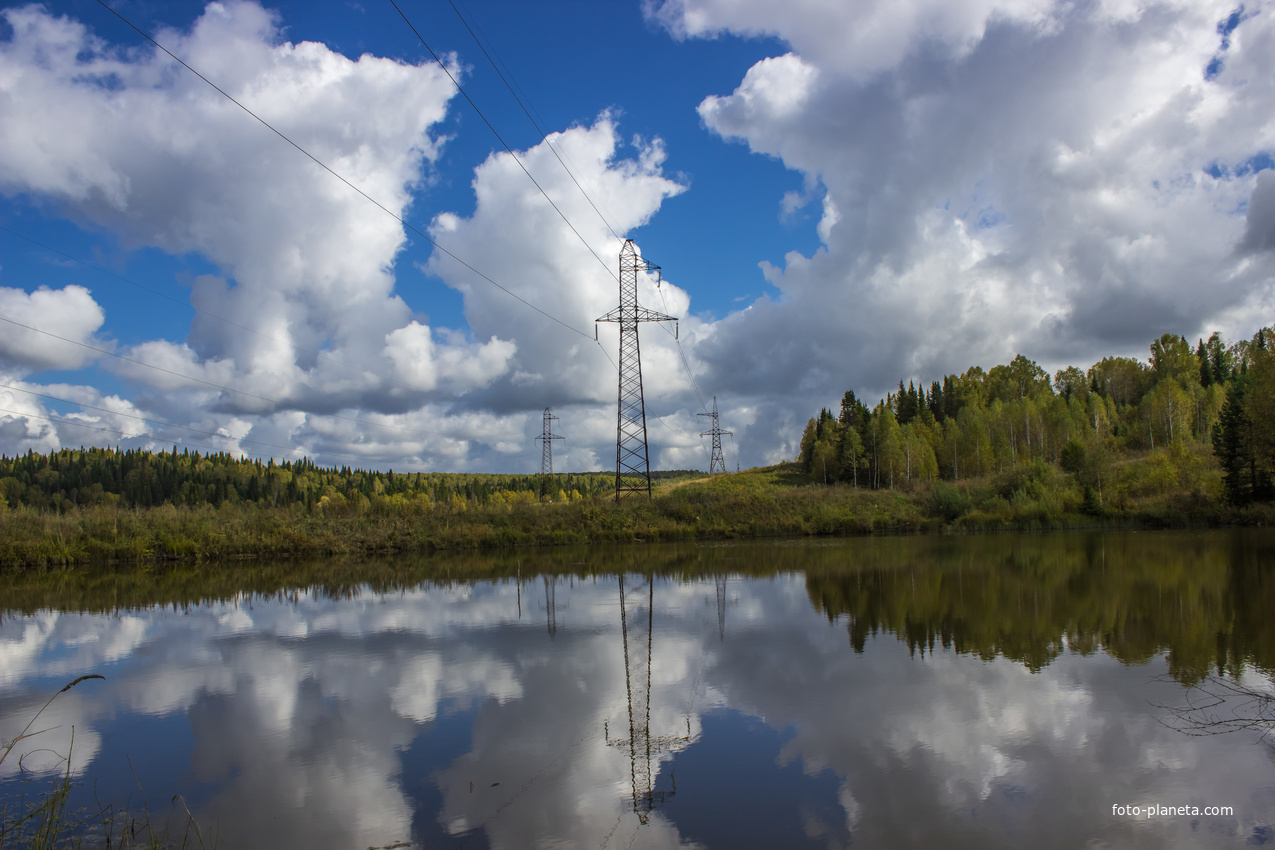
535, 407, 564, 475
597, 240, 677, 501
698, 396, 732, 474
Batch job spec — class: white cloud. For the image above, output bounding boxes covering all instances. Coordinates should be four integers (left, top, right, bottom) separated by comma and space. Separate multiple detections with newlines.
647, 0, 1275, 463
0, 4, 706, 471
648, 0, 1060, 80
0, 3, 520, 448
382, 322, 515, 393
0, 285, 105, 371
424, 116, 689, 411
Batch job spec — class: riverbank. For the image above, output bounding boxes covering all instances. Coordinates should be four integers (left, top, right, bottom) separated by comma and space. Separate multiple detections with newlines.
2, 460, 1271, 570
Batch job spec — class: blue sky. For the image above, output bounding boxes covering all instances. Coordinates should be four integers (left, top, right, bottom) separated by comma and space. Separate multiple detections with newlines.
1, 0, 1272, 473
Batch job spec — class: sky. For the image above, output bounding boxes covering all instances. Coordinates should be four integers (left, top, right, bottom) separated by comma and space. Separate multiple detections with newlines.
0, 0, 1272, 473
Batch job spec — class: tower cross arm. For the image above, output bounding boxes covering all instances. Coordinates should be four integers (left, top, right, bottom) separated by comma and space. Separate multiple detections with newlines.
596, 305, 678, 324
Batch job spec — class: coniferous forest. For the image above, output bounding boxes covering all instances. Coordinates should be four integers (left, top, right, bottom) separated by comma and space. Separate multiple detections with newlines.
798, 327, 1275, 510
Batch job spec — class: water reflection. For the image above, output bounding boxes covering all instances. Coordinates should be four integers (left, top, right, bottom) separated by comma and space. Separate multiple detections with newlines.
0, 530, 1273, 848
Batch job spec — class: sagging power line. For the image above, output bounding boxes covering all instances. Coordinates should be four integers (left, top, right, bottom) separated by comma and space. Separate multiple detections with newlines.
55, 3, 720, 478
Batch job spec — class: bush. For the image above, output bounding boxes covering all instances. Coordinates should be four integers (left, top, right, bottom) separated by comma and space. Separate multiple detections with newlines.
929, 482, 972, 521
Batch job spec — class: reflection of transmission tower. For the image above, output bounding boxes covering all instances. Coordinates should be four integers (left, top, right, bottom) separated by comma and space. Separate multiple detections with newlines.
704, 576, 737, 641
539, 574, 568, 638
605, 576, 689, 824
716, 577, 728, 641
597, 240, 677, 501
534, 407, 564, 476
698, 396, 733, 474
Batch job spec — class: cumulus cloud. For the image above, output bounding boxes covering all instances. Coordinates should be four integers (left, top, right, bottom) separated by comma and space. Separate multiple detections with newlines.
383, 322, 515, 393
0, 4, 707, 470
647, 0, 1059, 80
0, 285, 106, 371
647, 0, 1275, 463
424, 116, 689, 411
0, 2, 535, 463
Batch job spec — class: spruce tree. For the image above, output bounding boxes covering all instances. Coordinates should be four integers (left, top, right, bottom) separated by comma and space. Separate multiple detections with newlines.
1213, 373, 1257, 505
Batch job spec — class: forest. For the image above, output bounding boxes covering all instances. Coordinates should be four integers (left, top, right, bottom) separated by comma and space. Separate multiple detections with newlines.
0, 447, 640, 514
798, 327, 1275, 509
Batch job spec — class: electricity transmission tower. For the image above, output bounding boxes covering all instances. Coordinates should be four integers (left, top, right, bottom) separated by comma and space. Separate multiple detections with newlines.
698, 396, 732, 474
604, 576, 689, 824
535, 407, 563, 476
597, 240, 677, 501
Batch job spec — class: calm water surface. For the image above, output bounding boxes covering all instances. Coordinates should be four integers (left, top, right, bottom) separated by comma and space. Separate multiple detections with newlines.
2, 530, 1275, 848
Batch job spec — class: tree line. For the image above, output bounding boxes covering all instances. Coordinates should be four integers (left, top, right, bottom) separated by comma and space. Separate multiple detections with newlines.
798, 327, 1275, 506
0, 447, 620, 514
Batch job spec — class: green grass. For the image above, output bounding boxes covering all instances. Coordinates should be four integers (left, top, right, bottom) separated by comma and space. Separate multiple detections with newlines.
1, 457, 1271, 570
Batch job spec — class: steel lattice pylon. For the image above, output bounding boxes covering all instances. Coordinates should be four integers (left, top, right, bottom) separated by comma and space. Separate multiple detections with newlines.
597, 240, 677, 501
534, 407, 563, 476
698, 396, 733, 474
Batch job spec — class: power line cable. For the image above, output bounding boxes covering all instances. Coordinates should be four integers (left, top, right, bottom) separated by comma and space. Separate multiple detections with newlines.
4, 223, 620, 397
652, 278, 708, 413
41, 1, 630, 459
452, 0, 627, 243
71, 2, 692, 469
463, 0, 626, 236
387, 0, 621, 280
91, 0, 600, 345
3, 226, 623, 460
443, 0, 624, 242
416, 0, 719, 465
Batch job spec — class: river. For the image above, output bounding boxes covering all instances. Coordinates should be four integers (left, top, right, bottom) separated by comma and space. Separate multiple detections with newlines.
2, 529, 1273, 848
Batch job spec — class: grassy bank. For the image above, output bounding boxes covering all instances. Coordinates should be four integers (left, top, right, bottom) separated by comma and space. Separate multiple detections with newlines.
2, 455, 1271, 570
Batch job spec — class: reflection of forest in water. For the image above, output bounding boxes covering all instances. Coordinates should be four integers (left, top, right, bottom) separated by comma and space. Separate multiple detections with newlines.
4, 529, 1272, 684
800, 530, 1275, 683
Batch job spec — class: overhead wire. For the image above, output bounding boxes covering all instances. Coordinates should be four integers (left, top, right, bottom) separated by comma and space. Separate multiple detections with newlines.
438, 0, 717, 430
70, 2, 720, 468
443, 0, 625, 242
387, 0, 621, 281
91, 0, 600, 347
653, 278, 708, 414
31, 0, 626, 458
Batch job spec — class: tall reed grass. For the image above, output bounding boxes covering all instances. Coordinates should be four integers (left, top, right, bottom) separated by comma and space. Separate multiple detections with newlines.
0, 677, 214, 849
